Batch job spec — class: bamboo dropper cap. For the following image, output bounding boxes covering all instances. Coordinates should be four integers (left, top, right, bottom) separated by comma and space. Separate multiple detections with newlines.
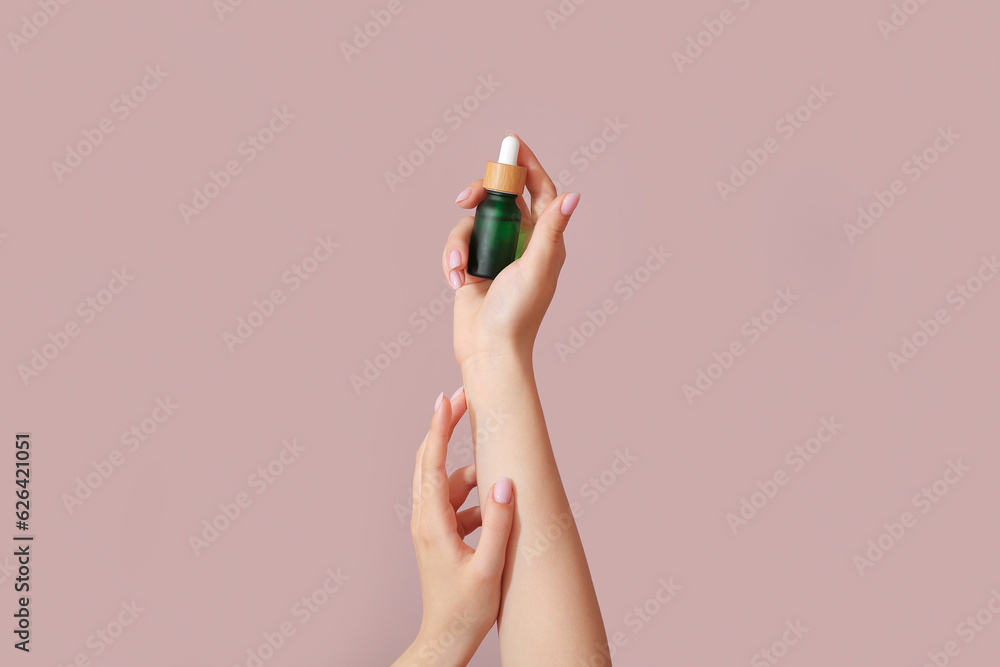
483, 136, 527, 195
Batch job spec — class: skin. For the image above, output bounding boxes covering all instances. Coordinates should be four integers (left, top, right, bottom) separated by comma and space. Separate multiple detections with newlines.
446, 134, 611, 664
392, 391, 516, 666
395, 133, 609, 665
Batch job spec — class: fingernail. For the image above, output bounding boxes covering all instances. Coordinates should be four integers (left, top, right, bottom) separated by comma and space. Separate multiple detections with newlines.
434, 392, 444, 412
494, 478, 512, 504
561, 192, 581, 216
449, 249, 462, 269
455, 188, 472, 203
449, 270, 463, 290
450, 385, 464, 401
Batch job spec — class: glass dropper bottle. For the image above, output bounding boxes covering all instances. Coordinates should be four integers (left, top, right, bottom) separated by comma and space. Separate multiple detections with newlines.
467, 136, 528, 279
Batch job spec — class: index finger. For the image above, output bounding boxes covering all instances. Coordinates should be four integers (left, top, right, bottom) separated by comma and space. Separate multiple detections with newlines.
420, 396, 456, 524
508, 132, 557, 221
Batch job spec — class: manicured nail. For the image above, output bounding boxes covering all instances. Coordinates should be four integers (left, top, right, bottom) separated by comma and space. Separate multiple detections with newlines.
434, 392, 444, 412
561, 192, 581, 216
449, 249, 462, 269
449, 270, 463, 290
494, 478, 512, 504
450, 385, 464, 401
455, 188, 472, 203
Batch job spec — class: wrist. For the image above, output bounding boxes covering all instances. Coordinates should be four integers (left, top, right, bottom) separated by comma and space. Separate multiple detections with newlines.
460, 351, 534, 389
456, 327, 535, 369
459, 342, 532, 375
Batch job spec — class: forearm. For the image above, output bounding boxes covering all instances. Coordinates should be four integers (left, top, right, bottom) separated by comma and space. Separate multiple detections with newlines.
392, 629, 475, 667
462, 351, 609, 664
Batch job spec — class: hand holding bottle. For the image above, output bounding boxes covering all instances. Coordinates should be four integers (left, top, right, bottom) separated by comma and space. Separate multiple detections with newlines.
443, 133, 581, 366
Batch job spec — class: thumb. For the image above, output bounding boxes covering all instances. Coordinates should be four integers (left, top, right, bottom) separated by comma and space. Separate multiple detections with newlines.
472, 477, 515, 578
521, 192, 580, 276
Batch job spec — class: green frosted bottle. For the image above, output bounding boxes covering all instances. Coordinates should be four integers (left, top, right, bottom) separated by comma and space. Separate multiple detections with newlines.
466, 136, 528, 280
468, 190, 522, 279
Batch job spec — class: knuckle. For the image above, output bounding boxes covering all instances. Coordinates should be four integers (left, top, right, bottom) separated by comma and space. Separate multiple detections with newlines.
417, 523, 436, 547
544, 226, 564, 246
427, 468, 447, 490
450, 219, 473, 240
554, 246, 567, 270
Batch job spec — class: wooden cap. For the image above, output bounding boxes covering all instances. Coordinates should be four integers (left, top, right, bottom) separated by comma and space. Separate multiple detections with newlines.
483, 161, 527, 195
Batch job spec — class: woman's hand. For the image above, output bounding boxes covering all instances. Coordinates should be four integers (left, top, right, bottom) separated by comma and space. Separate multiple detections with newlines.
393, 389, 515, 667
442, 133, 581, 366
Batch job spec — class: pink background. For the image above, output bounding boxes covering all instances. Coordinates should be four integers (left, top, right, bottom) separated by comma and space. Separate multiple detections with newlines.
2, 0, 999, 665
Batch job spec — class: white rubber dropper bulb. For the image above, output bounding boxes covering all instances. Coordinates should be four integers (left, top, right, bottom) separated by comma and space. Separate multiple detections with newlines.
497, 136, 520, 166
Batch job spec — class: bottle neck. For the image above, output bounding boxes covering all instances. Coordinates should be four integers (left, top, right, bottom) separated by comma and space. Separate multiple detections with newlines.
484, 188, 518, 198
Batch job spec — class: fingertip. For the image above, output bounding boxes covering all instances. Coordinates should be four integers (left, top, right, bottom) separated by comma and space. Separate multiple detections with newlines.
455, 182, 487, 208
472, 479, 515, 576
493, 477, 512, 505
560, 192, 581, 216
448, 388, 468, 425
442, 217, 474, 280
447, 249, 465, 288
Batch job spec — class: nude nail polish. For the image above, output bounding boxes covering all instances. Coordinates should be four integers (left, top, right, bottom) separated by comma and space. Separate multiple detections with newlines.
494, 478, 512, 504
